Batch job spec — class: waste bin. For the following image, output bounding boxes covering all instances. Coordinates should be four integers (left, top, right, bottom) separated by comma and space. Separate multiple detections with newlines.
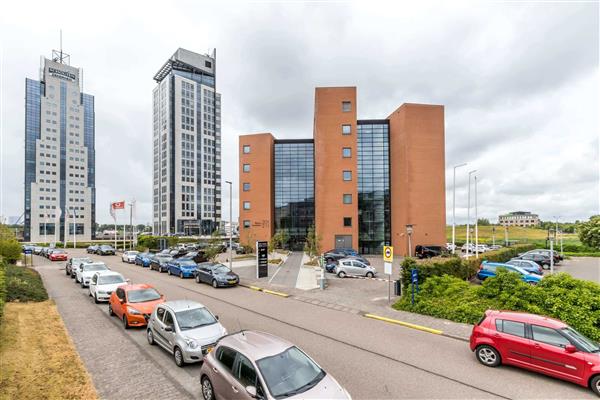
394, 280, 401, 296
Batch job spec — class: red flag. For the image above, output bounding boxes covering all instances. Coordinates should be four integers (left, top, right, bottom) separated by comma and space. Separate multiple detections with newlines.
112, 201, 125, 210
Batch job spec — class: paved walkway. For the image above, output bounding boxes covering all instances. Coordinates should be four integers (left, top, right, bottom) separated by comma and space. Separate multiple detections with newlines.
36, 263, 195, 400
267, 251, 304, 288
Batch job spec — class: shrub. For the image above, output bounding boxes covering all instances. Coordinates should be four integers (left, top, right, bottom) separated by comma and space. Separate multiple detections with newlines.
5, 264, 48, 303
0, 260, 6, 320
578, 215, 600, 249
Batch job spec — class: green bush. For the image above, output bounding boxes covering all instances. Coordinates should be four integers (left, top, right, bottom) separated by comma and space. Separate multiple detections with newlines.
394, 270, 600, 341
0, 260, 6, 321
5, 263, 48, 303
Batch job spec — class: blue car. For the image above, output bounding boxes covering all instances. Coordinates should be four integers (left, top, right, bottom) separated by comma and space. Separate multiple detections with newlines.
477, 261, 542, 284
167, 259, 197, 278
506, 259, 543, 275
135, 252, 154, 267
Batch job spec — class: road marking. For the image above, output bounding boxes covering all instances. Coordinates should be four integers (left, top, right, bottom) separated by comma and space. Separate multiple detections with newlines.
240, 284, 290, 298
364, 314, 443, 335
268, 264, 283, 284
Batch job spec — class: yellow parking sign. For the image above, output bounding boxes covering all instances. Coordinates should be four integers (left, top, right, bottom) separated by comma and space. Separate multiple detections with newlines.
383, 246, 393, 263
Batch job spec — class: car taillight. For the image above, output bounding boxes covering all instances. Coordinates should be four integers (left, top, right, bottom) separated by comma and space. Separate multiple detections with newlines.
479, 264, 483, 270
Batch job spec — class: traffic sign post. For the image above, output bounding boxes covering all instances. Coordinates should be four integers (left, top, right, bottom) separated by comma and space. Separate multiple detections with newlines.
411, 268, 418, 305
383, 246, 394, 302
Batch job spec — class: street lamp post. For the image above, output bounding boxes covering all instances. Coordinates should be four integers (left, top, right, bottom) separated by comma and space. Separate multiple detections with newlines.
406, 224, 414, 257
549, 228, 555, 274
452, 163, 467, 254
226, 180, 233, 271
474, 175, 478, 259
466, 169, 477, 259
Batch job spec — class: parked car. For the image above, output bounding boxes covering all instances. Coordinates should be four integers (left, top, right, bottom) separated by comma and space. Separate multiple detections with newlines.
461, 243, 476, 253
22, 245, 35, 254
75, 262, 110, 287
97, 244, 116, 256
135, 252, 155, 267
446, 243, 457, 252
194, 262, 239, 288
521, 249, 562, 263
335, 258, 377, 278
167, 259, 197, 278
42, 247, 53, 257
515, 253, 552, 269
89, 271, 127, 303
507, 259, 543, 275
325, 261, 338, 273
415, 245, 446, 259
489, 245, 503, 251
470, 310, 600, 397
181, 250, 208, 264
87, 245, 99, 254
150, 254, 174, 272
121, 250, 139, 263
109, 284, 165, 329
475, 244, 490, 253
323, 249, 370, 265
477, 261, 542, 285
49, 249, 68, 261
66, 257, 93, 277
147, 300, 227, 367
199, 331, 351, 400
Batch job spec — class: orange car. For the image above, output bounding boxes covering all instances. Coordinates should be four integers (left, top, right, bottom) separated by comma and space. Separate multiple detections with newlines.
108, 284, 165, 329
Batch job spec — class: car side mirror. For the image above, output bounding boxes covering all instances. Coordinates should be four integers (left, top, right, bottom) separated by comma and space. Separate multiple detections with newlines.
165, 326, 173, 332
126, 279, 131, 283
565, 344, 577, 353
215, 315, 219, 320
119, 298, 125, 304
245, 386, 257, 398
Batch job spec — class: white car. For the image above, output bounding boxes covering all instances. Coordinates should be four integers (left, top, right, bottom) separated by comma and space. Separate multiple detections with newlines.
446, 243, 456, 252
89, 271, 127, 303
76, 262, 109, 288
475, 244, 490, 253
121, 250, 139, 263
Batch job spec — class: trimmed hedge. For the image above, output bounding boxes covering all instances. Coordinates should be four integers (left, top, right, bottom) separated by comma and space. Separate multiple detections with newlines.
5, 263, 48, 303
394, 271, 600, 341
400, 244, 536, 288
0, 260, 6, 321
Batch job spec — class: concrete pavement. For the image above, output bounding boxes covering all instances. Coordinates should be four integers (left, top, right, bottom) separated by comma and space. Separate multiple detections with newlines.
560, 256, 600, 283
35, 249, 594, 399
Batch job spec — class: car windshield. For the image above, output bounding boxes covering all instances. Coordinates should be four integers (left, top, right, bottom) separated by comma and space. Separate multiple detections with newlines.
83, 264, 108, 272
74, 258, 92, 264
127, 288, 161, 303
175, 307, 216, 330
179, 261, 196, 267
256, 346, 325, 398
213, 266, 231, 274
561, 327, 600, 353
127, 251, 139, 255
101, 246, 113, 249
98, 275, 125, 285
156, 254, 172, 259
498, 265, 528, 275
53, 250, 65, 254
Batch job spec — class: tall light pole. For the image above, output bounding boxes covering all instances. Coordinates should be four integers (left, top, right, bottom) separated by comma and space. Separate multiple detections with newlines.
474, 175, 479, 259
452, 163, 467, 254
466, 169, 477, 259
226, 180, 233, 270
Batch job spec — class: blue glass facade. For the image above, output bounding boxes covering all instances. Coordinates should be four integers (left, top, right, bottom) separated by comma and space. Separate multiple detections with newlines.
59, 82, 67, 241
274, 140, 315, 250
81, 93, 96, 239
357, 120, 391, 254
24, 79, 43, 242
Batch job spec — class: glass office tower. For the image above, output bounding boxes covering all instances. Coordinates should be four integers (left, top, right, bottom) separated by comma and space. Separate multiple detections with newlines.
274, 140, 315, 250
357, 120, 391, 254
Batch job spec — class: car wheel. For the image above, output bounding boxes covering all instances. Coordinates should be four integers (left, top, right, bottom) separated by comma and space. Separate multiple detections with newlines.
212, 279, 218, 288
88, 290, 92, 297
81, 280, 85, 288
167, 269, 171, 276
147, 329, 155, 345
94, 294, 100, 304
542, 263, 550, 270
476, 345, 501, 367
201, 376, 215, 400
108, 303, 114, 316
590, 375, 600, 396
180, 272, 184, 279
174, 346, 185, 367
65, 268, 69, 276
195, 275, 201, 284
337, 271, 346, 278
366, 272, 374, 278
123, 315, 130, 330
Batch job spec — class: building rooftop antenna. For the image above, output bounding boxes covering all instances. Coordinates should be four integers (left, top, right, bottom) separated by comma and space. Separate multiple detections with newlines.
52, 29, 70, 65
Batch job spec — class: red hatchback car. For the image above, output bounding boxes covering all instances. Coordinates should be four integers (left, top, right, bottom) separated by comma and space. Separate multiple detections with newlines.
470, 310, 600, 396
49, 249, 68, 261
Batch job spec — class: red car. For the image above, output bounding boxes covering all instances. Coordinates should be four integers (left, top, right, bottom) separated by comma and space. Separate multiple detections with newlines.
48, 249, 68, 261
470, 310, 600, 396
108, 284, 165, 329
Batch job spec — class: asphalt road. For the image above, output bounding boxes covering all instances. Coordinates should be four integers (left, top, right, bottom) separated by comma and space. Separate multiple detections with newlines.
35, 249, 594, 399
560, 257, 600, 284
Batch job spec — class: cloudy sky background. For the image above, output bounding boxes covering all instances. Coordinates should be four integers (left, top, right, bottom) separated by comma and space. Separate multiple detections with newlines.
0, 0, 598, 226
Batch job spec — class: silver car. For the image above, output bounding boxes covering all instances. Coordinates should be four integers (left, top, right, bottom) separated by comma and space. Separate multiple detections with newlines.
66, 257, 93, 278
147, 300, 227, 367
335, 258, 377, 278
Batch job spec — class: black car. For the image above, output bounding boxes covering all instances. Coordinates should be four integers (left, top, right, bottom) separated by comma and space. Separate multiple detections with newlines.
323, 249, 370, 265
181, 250, 208, 264
87, 245, 99, 254
97, 245, 116, 255
520, 249, 562, 263
516, 253, 552, 269
194, 262, 239, 288
149, 254, 173, 272
415, 245, 446, 259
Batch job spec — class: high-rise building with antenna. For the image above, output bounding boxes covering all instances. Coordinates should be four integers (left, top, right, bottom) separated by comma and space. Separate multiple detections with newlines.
24, 47, 96, 242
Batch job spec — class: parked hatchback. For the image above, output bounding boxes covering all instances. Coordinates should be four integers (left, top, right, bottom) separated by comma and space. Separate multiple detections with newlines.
194, 263, 239, 288
150, 254, 174, 272
507, 259, 543, 275
135, 252, 154, 267
335, 258, 376, 278
76, 262, 110, 287
89, 271, 127, 303
97, 245, 116, 255
167, 259, 197, 278
121, 250, 139, 263
66, 257, 92, 278
108, 284, 165, 329
415, 245, 446, 259
470, 310, 600, 396
147, 300, 227, 367
477, 261, 541, 285
199, 331, 351, 400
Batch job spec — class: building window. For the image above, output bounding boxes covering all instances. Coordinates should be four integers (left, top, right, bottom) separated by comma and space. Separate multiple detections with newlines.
342, 101, 351, 112
205, 61, 212, 68
243, 164, 250, 173
243, 183, 251, 191
342, 124, 351, 135
243, 201, 251, 210
342, 148, 352, 158
343, 194, 352, 204
243, 145, 251, 154
343, 171, 352, 181
243, 220, 251, 228
343, 217, 352, 227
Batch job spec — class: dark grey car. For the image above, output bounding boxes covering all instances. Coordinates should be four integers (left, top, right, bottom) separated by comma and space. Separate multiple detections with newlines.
194, 263, 239, 288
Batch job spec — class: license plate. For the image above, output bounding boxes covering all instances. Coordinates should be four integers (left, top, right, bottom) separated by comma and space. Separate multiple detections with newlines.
228, 280, 236, 284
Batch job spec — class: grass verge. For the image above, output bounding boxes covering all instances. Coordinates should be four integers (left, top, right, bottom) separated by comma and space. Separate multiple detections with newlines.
0, 301, 98, 400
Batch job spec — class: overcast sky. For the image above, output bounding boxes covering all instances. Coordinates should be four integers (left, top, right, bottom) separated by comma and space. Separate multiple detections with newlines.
0, 0, 598, 226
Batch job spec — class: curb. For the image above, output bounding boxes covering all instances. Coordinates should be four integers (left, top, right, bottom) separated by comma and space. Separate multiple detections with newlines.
363, 313, 444, 335
239, 283, 290, 298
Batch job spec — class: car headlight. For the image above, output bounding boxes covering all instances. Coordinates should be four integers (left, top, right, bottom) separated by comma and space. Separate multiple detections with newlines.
184, 338, 199, 349
127, 307, 142, 315
222, 327, 228, 336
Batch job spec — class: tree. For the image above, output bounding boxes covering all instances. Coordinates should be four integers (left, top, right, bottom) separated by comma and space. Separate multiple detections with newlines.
269, 230, 290, 252
578, 216, 600, 249
203, 230, 223, 262
0, 224, 23, 263
303, 225, 321, 258
476, 218, 490, 226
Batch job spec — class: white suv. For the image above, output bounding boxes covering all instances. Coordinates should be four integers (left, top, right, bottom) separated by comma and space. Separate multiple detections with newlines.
89, 271, 127, 303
